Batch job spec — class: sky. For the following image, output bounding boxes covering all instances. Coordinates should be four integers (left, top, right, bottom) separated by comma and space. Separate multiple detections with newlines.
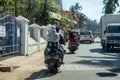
62, 0, 104, 22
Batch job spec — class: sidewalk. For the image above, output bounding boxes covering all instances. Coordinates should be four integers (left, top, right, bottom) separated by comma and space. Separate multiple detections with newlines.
0, 43, 68, 80
0, 48, 45, 80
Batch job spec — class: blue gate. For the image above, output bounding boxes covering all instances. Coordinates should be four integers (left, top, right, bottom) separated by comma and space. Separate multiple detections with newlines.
0, 14, 21, 56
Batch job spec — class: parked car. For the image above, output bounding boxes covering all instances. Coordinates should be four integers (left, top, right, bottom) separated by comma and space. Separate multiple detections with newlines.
80, 30, 94, 43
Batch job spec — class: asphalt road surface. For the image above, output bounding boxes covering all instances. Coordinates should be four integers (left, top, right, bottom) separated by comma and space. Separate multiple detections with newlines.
25, 37, 120, 80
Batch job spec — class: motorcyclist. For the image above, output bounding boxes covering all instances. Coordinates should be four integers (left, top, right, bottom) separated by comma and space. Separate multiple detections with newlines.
68, 31, 76, 42
73, 31, 80, 46
68, 30, 77, 49
47, 20, 65, 64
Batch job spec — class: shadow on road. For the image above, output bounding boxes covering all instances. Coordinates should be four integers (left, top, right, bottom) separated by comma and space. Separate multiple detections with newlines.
96, 72, 117, 77
71, 59, 120, 67
89, 48, 105, 53
108, 67, 120, 73
90, 47, 120, 53
25, 69, 61, 80
72, 53, 120, 68
65, 52, 75, 55
89, 48, 120, 57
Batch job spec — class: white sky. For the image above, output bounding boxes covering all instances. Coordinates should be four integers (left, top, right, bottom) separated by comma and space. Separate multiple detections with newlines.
62, 0, 104, 22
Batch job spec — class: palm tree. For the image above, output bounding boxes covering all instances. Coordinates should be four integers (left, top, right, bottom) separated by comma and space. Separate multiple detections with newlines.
103, 0, 119, 14
69, 3, 82, 13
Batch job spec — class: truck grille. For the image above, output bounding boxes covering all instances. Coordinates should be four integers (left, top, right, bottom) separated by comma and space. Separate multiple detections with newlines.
107, 36, 120, 40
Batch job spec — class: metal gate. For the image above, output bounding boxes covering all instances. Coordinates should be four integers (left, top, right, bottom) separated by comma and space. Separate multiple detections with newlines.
0, 14, 21, 56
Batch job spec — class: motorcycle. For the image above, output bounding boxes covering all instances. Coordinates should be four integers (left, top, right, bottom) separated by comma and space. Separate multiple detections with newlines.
68, 42, 77, 53
44, 42, 62, 73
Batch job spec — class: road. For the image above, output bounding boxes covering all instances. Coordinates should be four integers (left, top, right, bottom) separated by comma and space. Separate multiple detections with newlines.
25, 37, 120, 80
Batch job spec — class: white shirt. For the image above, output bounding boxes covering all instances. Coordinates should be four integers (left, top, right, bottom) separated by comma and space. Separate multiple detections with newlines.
47, 25, 59, 42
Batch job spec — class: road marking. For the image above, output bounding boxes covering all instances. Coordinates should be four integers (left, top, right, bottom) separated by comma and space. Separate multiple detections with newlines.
60, 64, 111, 70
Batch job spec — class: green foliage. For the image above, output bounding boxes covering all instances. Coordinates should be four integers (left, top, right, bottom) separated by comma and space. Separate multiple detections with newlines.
0, 0, 61, 25
47, 0, 61, 13
69, 2, 99, 32
86, 20, 99, 33
60, 16, 71, 28
69, 3, 82, 13
103, 0, 119, 14
69, 2, 88, 29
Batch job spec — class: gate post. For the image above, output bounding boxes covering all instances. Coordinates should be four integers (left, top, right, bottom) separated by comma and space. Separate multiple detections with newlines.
16, 16, 29, 56
29, 23, 40, 51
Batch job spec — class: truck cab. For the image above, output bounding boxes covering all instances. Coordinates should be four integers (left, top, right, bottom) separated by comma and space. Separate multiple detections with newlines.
104, 23, 120, 51
100, 14, 120, 51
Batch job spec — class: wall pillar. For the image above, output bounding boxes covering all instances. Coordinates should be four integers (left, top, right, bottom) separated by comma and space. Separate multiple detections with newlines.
16, 16, 29, 56
29, 23, 41, 51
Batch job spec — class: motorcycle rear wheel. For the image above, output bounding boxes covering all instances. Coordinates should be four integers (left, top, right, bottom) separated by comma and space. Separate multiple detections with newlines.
49, 67, 58, 73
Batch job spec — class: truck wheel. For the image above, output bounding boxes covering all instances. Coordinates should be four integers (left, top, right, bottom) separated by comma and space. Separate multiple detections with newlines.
89, 41, 92, 43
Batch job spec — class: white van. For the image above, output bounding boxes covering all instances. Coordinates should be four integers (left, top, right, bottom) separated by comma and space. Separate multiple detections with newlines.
80, 30, 94, 43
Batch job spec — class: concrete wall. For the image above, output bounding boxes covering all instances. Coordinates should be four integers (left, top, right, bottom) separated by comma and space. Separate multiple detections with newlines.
28, 24, 47, 55
17, 16, 47, 56
28, 44, 38, 54
16, 16, 29, 56
42, 29, 48, 41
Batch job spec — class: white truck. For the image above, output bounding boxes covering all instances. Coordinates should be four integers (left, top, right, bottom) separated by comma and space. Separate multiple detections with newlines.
100, 14, 120, 51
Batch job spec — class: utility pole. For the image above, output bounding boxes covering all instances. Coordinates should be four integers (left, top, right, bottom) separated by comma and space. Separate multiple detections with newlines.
42, 0, 47, 25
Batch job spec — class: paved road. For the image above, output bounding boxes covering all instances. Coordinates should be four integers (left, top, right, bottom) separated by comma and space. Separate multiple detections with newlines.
25, 37, 120, 80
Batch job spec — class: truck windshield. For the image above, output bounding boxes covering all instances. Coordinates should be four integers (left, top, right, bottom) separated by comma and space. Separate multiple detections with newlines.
107, 26, 120, 33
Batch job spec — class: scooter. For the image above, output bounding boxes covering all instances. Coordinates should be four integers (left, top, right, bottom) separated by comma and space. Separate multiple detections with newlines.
44, 42, 62, 73
68, 42, 77, 53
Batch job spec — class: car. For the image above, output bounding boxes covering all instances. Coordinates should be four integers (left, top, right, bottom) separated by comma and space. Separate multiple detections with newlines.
80, 30, 94, 43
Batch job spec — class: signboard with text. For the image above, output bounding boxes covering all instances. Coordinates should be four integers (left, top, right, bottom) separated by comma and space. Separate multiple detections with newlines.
0, 26, 6, 37
17, 28, 20, 37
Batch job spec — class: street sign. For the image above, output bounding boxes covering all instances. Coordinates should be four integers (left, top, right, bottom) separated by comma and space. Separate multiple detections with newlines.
0, 26, 6, 37
17, 28, 20, 37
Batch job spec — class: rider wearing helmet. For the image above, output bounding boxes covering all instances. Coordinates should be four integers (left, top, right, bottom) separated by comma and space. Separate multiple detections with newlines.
47, 20, 65, 64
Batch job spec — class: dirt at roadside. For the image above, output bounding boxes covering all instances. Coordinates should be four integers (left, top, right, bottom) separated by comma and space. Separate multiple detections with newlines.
0, 50, 45, 80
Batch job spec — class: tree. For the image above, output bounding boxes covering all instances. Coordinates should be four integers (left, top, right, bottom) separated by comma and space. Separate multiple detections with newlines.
69, 3, 88, 29
60, 16, 71, 28
69, 3, 82, 13
0, 0, 61, 25
86, 20, 99, 33
77, 13, 88, 29
103, 0, 119, 14
41, 0, 61, 25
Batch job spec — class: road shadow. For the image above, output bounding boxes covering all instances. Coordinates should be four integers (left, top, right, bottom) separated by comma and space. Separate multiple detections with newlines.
108, 67, 120, 73
89, 48, 120, 57
78, 56, 120, 60
71, 55, 120, 68
71, 59, 114, 67
65, 52, 75, 55
25, 69, 62, 80
90, 47, 120, 53
89, 48, 105, 53
96, 72, 117, 77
